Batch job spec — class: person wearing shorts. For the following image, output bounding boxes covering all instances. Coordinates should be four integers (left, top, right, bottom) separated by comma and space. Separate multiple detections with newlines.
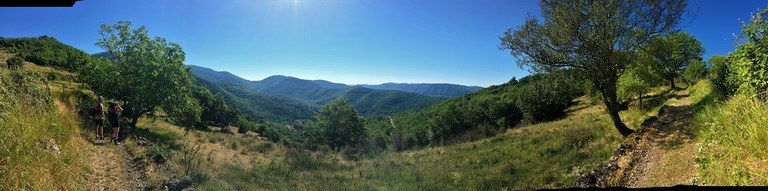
93, 96, 105, 140
107, 102, 124, 145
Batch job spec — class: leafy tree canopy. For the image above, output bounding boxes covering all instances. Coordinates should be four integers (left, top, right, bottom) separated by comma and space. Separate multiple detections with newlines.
305, 98, 366, 150
500, 0, 687, 137
643, 32, 704, 89
83, 21, 200, 128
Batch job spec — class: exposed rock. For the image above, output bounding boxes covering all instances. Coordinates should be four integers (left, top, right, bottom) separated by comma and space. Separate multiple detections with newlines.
164, 176, 193, 191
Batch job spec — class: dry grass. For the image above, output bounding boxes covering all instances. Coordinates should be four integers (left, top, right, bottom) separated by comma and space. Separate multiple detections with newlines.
695, 93, 768, 185
0, 70, 89, 190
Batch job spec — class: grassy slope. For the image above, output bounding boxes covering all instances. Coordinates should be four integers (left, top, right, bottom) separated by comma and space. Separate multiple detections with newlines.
0, 53, 89, 190
694, 80, 768, 185
127, 92, 684, 190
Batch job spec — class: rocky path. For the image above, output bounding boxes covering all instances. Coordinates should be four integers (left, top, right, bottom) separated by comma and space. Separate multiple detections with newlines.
575, 90, 699, 187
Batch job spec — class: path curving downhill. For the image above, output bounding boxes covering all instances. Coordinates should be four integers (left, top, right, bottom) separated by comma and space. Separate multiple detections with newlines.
575, 90, 699, 187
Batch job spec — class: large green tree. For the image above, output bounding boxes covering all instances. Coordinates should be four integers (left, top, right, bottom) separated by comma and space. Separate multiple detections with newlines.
643, 32, 704, 89
500, 0, 687, 137
84, 21, 200, 128
305, 98, 366, 150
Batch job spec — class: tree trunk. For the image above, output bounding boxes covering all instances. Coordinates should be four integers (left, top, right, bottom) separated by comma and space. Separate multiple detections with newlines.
130, 115, 140, 129
600, 85, 635, 137
638, 91, 643, 109
668, 77, 675, 90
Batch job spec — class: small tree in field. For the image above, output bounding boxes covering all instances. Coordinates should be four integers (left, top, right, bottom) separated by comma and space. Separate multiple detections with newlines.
84, 21, 201, 128
305, 98, 366, 150
500, 0, 687, 137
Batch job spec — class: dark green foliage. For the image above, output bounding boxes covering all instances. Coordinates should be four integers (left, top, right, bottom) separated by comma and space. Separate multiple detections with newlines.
366, 70, 581, 149
253, 75, 344, 105
192, 86, 237, 129
729, 8, 768, 99
341, 87, 445, 116
684, 59, 707, 84
0, 36, 89, 72
514, 71, 581, 122
644, 32, 705, 89
195, 77, 316, 124
708, 55, 738, 97
305, 99, 366, 150
6, 55, 23, 70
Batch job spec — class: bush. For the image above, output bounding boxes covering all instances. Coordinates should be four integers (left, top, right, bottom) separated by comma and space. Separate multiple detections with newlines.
6, 55, 23, 70
730, 8, 768, 99
684, 59, 707, 84
514, 71, 581, 122
708, 55, 738, 97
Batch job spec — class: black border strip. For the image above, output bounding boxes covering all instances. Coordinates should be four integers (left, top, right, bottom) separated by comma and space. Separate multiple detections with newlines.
0, 0, 80, 7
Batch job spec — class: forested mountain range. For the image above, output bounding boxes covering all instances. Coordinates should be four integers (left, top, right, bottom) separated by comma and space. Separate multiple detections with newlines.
189, 65, 481, 98
189, 65, 458, 122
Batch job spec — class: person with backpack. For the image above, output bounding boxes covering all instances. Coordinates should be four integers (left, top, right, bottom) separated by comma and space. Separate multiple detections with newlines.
93, 96, 105, 141
107, 102, 124, 145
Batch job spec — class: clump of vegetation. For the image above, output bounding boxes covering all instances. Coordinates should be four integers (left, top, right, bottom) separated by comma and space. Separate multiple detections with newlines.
5, 55, 23, 70
0, 71, 88, 190
708, 55, 739, 97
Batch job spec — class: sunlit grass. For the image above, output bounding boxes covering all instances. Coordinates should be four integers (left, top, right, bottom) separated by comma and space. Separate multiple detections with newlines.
0, 72, 88, 190
695, 93, 768, 185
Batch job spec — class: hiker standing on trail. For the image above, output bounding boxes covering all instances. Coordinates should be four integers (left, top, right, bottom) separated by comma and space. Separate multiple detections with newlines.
93, 96, 105, 140
108, 102, 124, 145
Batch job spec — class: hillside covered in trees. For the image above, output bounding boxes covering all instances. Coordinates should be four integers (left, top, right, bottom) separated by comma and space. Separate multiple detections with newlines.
4, 0, 768, 190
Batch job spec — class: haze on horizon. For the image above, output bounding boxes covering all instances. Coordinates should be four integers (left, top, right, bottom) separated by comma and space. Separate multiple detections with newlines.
0, 0, 764, 87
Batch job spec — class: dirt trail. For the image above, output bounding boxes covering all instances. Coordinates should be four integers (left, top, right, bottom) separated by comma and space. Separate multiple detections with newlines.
54, 98, 146, 191
575, 90, 699, 187
84, 141, 147, 191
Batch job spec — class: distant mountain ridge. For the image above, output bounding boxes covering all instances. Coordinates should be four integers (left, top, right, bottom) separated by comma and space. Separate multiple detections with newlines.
188, 65, 482, 98
360, 83, 482, 97
188, 65, 456, 120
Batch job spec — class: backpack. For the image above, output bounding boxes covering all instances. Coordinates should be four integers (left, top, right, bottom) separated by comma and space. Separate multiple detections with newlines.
93, 104, 102, 116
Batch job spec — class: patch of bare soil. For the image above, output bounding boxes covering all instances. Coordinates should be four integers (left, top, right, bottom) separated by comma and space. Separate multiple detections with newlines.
575, 90, 698, 187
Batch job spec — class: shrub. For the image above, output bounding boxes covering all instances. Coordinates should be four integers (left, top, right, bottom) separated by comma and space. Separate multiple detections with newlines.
6, 55, 23, 70
730, 8, 768, 99
708, 55, 738, 97
514, 71, 581, 122
684, 59, 707, 84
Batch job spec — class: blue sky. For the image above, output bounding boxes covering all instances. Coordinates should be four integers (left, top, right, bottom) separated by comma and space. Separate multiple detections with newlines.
1, 0, 766, 87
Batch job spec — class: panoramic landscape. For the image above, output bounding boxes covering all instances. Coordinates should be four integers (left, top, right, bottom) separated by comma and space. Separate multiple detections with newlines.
2, 0, 768, 190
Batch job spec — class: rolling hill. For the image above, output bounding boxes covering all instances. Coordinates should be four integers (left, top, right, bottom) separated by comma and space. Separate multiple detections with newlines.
361, 82, 482, 97
189, 65, 481, 98
189, 65, 452, 120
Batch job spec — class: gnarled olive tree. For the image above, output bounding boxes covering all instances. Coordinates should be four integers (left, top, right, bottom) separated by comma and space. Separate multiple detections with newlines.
500, 0, 687, 137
